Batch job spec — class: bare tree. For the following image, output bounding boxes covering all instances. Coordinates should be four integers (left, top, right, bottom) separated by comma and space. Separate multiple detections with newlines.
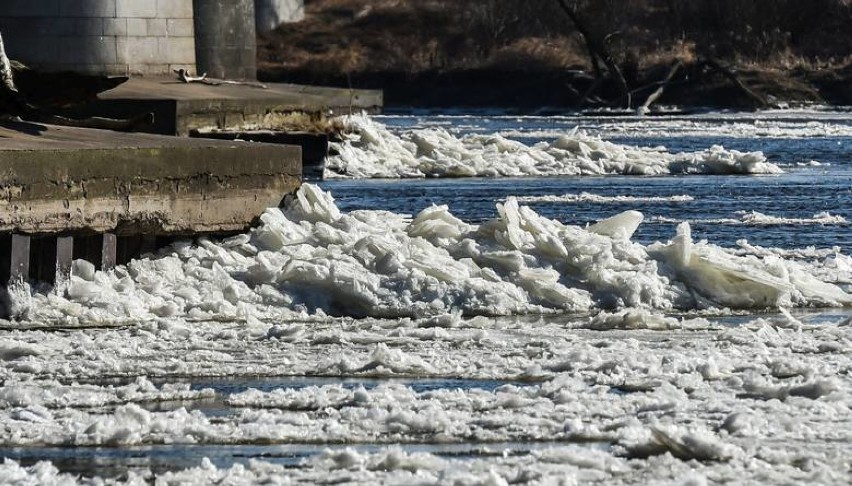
554, 0, 631, 108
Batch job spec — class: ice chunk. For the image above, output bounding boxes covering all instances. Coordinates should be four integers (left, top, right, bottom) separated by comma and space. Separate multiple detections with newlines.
71, 259, 96, 281
7, 183, 850, 326
587, 210, 644, 240
650, 425, 738, 461
326, 114, 784, 179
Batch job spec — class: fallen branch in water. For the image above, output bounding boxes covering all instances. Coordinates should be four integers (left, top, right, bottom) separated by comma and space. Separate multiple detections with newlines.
637, 61, 683, 115
700, 58, 770, 109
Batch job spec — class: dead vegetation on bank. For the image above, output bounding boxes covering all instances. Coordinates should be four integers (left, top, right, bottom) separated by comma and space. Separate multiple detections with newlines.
258, 0, 852, 109
233, 111, 345, 134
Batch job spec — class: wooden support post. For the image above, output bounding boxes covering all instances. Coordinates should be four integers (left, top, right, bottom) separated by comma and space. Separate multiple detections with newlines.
56, 236, 73, 283
9, 234, 30, 284
101, 233, 117, 271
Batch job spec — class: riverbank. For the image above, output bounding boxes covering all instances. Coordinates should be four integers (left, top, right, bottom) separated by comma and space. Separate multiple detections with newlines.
257, 0, 852, 111
260, 63, 852, 112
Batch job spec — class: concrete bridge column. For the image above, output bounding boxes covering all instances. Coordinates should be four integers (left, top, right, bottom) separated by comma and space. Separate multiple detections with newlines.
0, 234, 30, 285
193, 0, 257, 79
72, 234, 118, 272
56, 237, 74, 283
0, 0, 196, 76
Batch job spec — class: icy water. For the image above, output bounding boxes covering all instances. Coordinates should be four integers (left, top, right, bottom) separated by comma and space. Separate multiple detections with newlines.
326, 112, 852, 249
2, 110, 852, 484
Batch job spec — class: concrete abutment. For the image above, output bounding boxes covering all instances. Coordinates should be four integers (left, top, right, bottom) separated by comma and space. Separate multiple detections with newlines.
0, 121, 303, 319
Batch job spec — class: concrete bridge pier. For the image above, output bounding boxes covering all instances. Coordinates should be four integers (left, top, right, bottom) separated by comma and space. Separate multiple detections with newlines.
0, 234, 31, 287
72, 234, 118, 273
0, 232, 167, 318
1, 121, 302, 320
27, 235, 73, 284
1, 233, 119, 288
0, 233, 100, 318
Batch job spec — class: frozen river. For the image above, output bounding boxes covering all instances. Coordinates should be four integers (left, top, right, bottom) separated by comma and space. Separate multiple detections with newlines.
1, 110, 851, 484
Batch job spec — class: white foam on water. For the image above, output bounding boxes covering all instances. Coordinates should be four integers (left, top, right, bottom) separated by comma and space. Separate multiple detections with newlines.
326, 114, 783, 179
513, 192, 695, 204
498, 118, 852, 139
6, 184, 850, 326
651, 211, 848, 226
739, 211, 847, 226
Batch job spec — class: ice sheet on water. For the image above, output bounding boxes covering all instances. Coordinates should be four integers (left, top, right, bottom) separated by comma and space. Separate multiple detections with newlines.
0, 377, 213, 409
733, 242, 852, 285
1, 302, 851, 483
652, 211, 847, 226
514, 192, 695, 204
326, 114, 784, 178
6, 184, 850, 324
1, 315, 850, 483
498, 116, 852, 140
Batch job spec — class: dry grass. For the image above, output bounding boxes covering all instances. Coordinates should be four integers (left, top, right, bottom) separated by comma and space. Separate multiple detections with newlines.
484, 38, 588, 71
257, 0, 852, 112
258, 0, 590, 76
237, 111, 346, 135
259, 0, 850, 76
639, 40, 698, 68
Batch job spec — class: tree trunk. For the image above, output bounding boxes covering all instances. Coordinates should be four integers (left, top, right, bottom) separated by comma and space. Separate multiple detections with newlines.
554, 0, 603, 79
637, 61, 682, 114
554, 0, 631, 108
701, 58, 770, 109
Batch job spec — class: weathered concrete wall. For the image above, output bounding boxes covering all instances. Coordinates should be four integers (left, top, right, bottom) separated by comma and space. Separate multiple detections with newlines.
193, 0, 257, 80
255, 0, 305, 34
64, 77, 385, 136
0, 0, 196, 76
0, 121, 301, 235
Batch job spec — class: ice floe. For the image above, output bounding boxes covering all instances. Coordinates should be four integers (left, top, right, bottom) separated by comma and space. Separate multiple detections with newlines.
0, 309, 850, 483
5, 184, 850, 325
497, 117, 852, 140
651, 211, 848, 227
326, 114, 783, 178
513, 192, 695, 204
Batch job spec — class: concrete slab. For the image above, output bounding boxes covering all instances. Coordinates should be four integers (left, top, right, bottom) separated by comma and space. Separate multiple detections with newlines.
0, 120, 301, 235
72, 77, 383, 135
192, 130, 327, 180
